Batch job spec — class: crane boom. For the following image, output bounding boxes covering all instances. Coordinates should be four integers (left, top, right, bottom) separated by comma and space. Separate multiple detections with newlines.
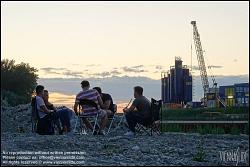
191, 21, 210, 99
191, 21, 226, 108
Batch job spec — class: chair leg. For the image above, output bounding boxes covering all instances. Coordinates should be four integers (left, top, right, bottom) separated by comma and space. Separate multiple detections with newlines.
113, 114, 124, 131
136, 124, 149, 135
151, 122, 161, 135
79, 117, 87, 135
73, 116, 79, 133
31, 118, 34, 133
150, 129, 152, 136
117, 114, 124, 127
92, 114, 99, 135
107, 116, 115, 135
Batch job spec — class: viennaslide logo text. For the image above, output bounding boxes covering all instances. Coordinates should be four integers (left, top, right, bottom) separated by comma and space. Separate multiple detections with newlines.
219, 147, 249, 166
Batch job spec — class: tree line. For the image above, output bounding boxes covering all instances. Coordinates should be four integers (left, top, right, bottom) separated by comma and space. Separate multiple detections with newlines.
1, 59, 38, 106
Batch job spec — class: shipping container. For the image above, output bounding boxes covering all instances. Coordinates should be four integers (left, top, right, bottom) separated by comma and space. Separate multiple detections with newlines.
207, 100, 216, 108
219, 83, 249, 107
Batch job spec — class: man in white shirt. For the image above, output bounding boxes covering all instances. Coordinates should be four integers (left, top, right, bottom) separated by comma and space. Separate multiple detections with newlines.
36, 85, 54, 118
35, 85, 59, 135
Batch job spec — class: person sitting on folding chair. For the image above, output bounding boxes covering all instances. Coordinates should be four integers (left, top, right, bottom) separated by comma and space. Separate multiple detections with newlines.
43, 90, 74, 134
93, 87, 115, 116
34, 85, 61, 135
73, 80, 108, 135
123, 86, 151, 137
93, 87, 117, 134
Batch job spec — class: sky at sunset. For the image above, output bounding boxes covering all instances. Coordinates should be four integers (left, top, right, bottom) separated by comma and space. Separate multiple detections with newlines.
1, 1, 249, 80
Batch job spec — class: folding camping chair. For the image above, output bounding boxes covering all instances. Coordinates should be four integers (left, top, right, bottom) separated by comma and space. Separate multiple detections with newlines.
31, 96, 39, 133
73, 99, 100, 135
135, 98, 162, 136
107, 99, 133, 134
31, 96, 55, 135
106, 104, 117, 135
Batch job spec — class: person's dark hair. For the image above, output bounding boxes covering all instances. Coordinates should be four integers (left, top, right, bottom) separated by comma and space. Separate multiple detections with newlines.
36, 85, 44, 94
81, 80, 90, 88
93, 87, 102, 94
44, 90, 48, 93
134, 86, 143, 95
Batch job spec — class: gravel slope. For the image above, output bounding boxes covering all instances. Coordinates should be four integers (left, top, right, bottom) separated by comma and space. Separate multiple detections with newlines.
1, 105, 249, 166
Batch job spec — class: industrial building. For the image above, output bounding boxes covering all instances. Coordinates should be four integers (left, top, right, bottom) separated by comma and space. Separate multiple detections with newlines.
219, 83, 249, 107
161, 57, 192, 104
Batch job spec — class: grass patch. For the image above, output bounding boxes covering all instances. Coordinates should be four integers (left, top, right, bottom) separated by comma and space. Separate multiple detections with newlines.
193, 138, 206, 162
245, 124, 249, 135
161, 125, 238, 135
162, 124, 182, 132
102, 144, 120, 156
210, 127, 225, 134
161, 106, 249, 121
230, 127, 241, 135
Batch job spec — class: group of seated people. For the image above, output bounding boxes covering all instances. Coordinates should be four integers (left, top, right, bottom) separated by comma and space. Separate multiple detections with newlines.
34, 80, 151, 137
34, 86, 73, 135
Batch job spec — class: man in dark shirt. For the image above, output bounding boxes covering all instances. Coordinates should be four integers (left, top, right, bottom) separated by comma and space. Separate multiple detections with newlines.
93, 87, 115, 116
123, 86, 151, 136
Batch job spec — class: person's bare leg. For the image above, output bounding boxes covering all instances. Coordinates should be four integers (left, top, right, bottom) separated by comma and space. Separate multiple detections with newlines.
99, 111, 108, 132
82, 118, 93, 130
105, 110, 113, 128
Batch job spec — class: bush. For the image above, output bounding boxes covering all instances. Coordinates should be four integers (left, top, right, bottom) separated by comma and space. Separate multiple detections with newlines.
1, 90, 28, 106
1, 59, 38, 106
163, 124, 182, 132
193, 138, 206, 162
1, 96, 9, 106
230, 127, 240, 135
244, 124, 249, 135
211, 127, 225, 134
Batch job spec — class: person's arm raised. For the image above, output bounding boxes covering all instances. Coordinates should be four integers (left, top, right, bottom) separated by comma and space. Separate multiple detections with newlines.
123, 105, 136, 113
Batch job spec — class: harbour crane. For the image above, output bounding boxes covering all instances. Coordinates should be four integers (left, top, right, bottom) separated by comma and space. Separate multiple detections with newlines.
191, 21, 226, 107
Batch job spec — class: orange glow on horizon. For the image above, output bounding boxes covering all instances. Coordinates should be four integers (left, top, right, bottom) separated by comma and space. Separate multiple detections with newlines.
49, 92, 130, 113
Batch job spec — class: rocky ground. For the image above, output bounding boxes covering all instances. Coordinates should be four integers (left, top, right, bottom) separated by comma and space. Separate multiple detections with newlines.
1, 104, 249, 166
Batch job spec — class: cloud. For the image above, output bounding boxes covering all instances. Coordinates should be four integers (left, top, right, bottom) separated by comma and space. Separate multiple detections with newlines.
207, 65, 223, 69
91, 71, 111, 78
186, 65, 223, 71
187, 65, 200, 71
40, 67, 67, 72
86, 64, 101, 67
121, 65, 148, 73
43, 71, 61, 75
71, 64, 80, 66
155, 65, 163, 70
122, 67, 147, 73
40, 67, 68, 75
62, 70, 84, 78
110, 70, 122, 75
131, 65, 144, 68
90, 69, 123, 78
